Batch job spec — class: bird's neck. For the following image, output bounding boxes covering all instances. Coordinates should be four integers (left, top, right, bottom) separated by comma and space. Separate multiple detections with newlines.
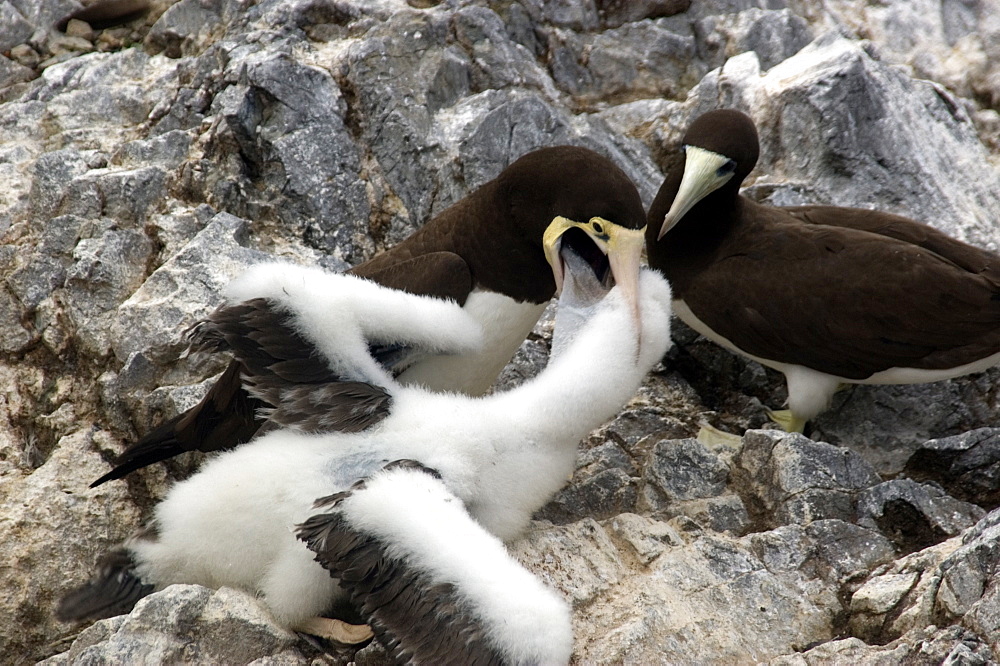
500, 302, 643, 448
455, 305, 644, 540
650, 185, 747, 297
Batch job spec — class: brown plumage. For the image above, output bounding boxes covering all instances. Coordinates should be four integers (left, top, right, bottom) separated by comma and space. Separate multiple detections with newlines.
646, 109, 1000, 430
93, 146, 646, 486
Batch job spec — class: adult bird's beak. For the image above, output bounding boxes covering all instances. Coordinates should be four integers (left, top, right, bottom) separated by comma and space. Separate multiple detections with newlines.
658, 145, 737, 240
543, 215, 646, 334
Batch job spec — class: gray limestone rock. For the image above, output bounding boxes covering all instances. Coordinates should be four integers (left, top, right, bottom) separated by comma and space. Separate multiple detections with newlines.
0, 428, 141, 662
846, 508, 1000, 651
769, 627, 995, 665
544, 517, 843, 663
13, 0, 80, 31
42, 585, 315, 665
639, 437, 750, 533
27, 149, 92, 221
748, 520, 895, 592
0, 52, 34, 87
811, 370, 1000, 476
517, 0, 601, 31
904, 428, 1000, 510
857, 479, 986, 553
645, 437, 728, 500
938, 510, 1000, 624
63, 225, 154, 357
6, 0, 1000, 663
784, 0, 1000, 109
733, 429, 882, 528
597, 0, 691, 29
6, 214, 83, 312
545, 19, 698, 106
0, 1, 35, 52
110, 212, 270, 365
694, 8, 814, 71
112, 129, 192, 169
453, 5, 559, 100
203, 51, 372, 264
145, 0, 226, 58
539, 441, 640, 523
0, 287, 33, 352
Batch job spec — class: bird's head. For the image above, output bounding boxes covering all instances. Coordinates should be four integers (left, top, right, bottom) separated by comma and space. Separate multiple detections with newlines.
652, 109, 760, 240
498, 145, 647, 332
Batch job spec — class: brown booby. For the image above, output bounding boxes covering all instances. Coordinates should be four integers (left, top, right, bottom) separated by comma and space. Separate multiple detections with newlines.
646, 109, 1000, 433
59, 244, 674, 661
92, 145, 647, 486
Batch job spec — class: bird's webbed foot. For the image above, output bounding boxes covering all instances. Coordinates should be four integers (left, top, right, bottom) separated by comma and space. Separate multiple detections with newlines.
766, 408, 807, 434
295, 616, 374, 644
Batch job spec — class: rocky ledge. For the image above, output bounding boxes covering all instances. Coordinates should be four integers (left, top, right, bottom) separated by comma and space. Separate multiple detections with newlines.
3, 0, 1000, 663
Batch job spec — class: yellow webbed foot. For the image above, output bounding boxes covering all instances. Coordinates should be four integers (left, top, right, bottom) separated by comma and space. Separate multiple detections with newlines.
295, 617, 374, 644
766, 408, 807, 434
696, 423, 744, 449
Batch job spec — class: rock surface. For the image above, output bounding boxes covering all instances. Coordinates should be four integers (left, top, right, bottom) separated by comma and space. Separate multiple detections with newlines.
2, 0, 1000, 663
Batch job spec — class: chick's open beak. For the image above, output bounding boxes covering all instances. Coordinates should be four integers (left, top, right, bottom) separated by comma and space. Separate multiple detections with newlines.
543, 215, 646, 334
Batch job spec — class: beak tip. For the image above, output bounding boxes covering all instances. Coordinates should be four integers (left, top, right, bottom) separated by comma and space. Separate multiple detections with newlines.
656, 215, 673, 240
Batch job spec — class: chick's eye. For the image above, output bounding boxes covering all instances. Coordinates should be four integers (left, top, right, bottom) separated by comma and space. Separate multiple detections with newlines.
592, 221, 604, 234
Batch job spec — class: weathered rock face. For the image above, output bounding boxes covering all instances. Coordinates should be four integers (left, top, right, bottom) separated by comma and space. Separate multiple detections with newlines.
3, 0, 1000, 663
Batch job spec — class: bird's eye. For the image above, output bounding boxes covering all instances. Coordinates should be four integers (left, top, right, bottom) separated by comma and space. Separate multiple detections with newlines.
592, 221, 604, 234
716, 160, 737, 177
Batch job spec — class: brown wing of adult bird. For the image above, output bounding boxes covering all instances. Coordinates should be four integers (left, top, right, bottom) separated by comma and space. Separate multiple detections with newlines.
645, 109, 1000, 433
92, 145, 647, 486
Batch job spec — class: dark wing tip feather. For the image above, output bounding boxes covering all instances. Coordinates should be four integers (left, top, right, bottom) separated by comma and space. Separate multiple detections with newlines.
89, 417, 188, 487
56, 549, 153, 623
92, 360, 263, 485
95, 289, 403, 485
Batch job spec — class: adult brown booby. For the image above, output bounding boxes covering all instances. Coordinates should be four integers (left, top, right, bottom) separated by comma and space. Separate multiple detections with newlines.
59, 245, 674, 661
92, 145, 647, 486
646, 109, 1000, 433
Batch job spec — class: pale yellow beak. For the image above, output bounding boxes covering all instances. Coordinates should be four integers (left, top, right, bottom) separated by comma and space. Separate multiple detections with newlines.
543, 215, 646, 332
658, 145, 736, 240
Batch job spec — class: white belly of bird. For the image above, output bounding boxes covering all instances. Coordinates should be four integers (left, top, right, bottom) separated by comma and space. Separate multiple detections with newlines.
673, 298, 1000, 385
396, 290, 547, 395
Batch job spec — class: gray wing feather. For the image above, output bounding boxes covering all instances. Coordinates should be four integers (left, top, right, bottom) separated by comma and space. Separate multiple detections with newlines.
188, 298, 392, 433
297, 461, 512, 665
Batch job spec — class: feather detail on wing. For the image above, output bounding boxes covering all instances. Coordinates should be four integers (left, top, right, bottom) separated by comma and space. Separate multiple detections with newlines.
224, 263, 484, 384
90, 264, 484, 485
686, 211, 1000, 379
184, 296, 393, 432
297, 461, 573, 666
185, 263, 485, 432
